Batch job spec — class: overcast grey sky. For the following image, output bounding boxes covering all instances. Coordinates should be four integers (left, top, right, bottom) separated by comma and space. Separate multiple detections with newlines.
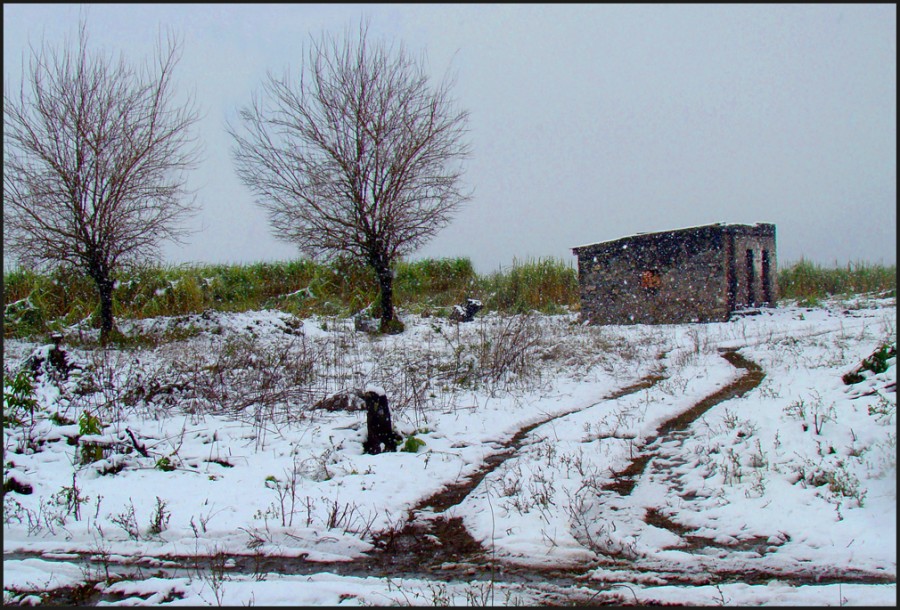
4, 3, 896, 271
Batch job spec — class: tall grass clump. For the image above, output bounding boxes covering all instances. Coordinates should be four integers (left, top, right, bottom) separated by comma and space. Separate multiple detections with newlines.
477, 257, 579, 314
394, 257, 477, 311
4, 266, 100, 337
118, 259, 378, 319
266, 257, 378, 316
778, 259, 896, 305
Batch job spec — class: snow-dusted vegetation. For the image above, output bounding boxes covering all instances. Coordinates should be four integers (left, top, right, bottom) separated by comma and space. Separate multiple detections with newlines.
3, 295, 896, 605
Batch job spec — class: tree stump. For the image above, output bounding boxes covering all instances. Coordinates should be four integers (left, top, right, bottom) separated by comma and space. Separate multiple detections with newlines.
359, 386, 402, 455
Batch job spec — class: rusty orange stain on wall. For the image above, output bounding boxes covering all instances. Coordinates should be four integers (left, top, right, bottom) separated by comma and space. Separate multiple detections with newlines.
640, 270, 661, 289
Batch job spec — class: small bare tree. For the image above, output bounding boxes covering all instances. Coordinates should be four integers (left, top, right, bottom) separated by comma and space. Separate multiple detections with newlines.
3, 21, 201, 343
229, 21, 471, 333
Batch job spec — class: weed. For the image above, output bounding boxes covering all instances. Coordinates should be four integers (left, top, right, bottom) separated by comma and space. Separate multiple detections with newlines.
2, 256, 580, 341
784, 398, 807, 423
427, 582, 452, 606
111, 499, 141, 541
824, 462, 868, 507
198, 546, 230, 606
401, 435, 426, 453
52, 473, 89, 522
868, 393, 896, 424
86, 523, 113, 584
721, 408, 741, 430
148, 496, 171, 536
321, 496, 377, 536
783, 393, 835, 435
558, 449, 590, 477
78, 412, 104, 465
793, 458, 868, 508
778, 259, 896, 304
756, 379, 782, 399
745, 470, 767, 498
477, 257, 578, 314
263, 475, 290, 527
3, 495, 26, 525
809, 394, 836, 435
190, 500, 220, 536
498, 466, 524, 498
3, 369, 39, 428
156, 456, 176, 471
748, 439, 769, 469
464, 581, 496, 606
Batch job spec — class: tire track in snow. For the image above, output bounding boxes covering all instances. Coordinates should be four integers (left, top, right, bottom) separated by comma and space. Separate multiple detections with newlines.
602, 349, 763, 496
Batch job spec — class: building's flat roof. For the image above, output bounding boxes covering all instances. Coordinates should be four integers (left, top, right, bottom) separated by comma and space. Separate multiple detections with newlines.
572, 222, 773, 252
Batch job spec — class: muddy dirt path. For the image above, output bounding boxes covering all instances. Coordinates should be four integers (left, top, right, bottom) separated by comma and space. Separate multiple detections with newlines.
601, 349, 763, 496
6, 351, 894, 605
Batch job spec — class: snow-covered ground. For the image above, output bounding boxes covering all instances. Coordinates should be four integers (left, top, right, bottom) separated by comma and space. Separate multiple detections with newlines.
3, 295, 896, 606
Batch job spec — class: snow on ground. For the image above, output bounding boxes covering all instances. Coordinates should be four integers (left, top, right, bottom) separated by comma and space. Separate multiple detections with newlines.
3, 295, 896, 605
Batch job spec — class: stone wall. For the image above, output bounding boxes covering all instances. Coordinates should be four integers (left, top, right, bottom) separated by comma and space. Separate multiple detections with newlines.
726, 224, 778, 310
573, 223, 776, 325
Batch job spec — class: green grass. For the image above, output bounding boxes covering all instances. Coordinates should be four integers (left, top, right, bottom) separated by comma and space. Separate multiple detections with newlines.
475, 257, 579, 314
777, 259, 896, 305
5, 256, 572, 339
5, 256, 894, 340
395, 257, 479, 311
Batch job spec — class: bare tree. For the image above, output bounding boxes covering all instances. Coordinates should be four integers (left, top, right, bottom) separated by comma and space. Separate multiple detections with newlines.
229, 21, 471, 333
3, 21, 201, 343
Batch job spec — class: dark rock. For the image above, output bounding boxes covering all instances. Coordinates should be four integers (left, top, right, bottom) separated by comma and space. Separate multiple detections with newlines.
26, 333, 73, 380
449, 298, 483, 323
3, 475, 33, 495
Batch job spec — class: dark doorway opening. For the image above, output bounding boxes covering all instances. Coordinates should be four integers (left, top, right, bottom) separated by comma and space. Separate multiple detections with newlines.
762, 249, 772, 304
746, 249, 756, 307
726, 236, 737, 312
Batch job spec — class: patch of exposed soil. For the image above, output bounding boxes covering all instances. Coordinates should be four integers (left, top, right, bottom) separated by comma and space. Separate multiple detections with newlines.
644, 507, 696, 537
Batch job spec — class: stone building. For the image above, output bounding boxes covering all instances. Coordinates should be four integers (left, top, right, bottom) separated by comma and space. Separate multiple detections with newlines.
572, 223, 776, 325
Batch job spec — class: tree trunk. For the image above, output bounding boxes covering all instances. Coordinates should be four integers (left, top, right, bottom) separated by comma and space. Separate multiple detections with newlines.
89, 265, 117, 345
98, 278, 115, 344
370, 253, 403, 334
376, 265, 394, 326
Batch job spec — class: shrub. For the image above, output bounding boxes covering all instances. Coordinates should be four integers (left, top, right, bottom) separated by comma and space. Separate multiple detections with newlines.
78, 412, 104, 465
843, 342, 896, 385
156, 456, 176, 472
3, 369, 38, 427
